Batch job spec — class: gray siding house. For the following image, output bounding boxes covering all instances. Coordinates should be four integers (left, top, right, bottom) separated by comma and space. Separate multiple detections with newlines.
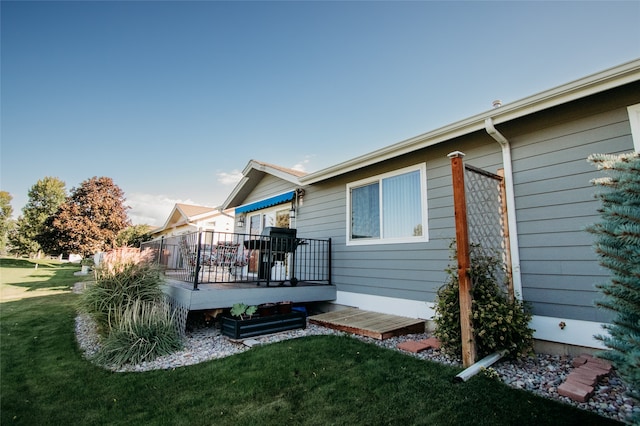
224, 59, 640, 350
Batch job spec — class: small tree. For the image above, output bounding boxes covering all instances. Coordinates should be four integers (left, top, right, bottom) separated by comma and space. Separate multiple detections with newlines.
17, 177, 67, 257
51, 177, 130, 256
8, 216, 40, 257
116, 224, 153, 248
587, 152, 640, 414
0, 191, 14, 254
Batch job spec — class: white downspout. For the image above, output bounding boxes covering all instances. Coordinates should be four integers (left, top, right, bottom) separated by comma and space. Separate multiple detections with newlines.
454, 349, 508, 382
484, 118, 523, 300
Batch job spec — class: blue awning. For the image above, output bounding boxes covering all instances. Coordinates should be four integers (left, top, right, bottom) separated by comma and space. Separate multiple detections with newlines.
235, 191, 295, 214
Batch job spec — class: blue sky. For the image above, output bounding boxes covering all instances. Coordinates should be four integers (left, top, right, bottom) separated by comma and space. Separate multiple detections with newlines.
2, 1, 639, 226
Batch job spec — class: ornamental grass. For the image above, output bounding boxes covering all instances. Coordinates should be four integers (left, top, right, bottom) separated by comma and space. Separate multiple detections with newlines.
79, 247, 164, 333
78, 247, 181, 365
93, 298, 181, 367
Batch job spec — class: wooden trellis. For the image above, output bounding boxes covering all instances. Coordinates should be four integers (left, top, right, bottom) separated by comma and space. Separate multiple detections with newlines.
464, 164, 514, 302
448, 151, 513, 367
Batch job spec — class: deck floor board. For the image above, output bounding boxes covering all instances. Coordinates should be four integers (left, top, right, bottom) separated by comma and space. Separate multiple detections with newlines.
309, 308, 425, 340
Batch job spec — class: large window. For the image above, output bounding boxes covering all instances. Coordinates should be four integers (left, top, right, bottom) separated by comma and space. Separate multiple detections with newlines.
347, 164, 428, 245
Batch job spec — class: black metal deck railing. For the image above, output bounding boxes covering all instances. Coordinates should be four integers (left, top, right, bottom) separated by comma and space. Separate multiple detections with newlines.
141, 231, 331, 290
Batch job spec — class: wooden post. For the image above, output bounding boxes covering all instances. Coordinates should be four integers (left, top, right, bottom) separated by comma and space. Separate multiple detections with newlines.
497, 169, 514, 303
448, 151, 477, 368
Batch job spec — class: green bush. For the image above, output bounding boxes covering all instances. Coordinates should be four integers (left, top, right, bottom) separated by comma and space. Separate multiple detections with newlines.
434, 242, 534, 360
93, 299, 182, 367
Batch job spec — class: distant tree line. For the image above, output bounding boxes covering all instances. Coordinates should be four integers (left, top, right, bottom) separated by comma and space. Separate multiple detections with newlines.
0, 176, 152, 258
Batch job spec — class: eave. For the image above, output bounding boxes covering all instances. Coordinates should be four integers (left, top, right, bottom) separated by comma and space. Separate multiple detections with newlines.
301, 58, 640, 184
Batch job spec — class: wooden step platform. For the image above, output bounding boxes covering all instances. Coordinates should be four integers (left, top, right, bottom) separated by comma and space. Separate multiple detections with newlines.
309, 308, 425, 340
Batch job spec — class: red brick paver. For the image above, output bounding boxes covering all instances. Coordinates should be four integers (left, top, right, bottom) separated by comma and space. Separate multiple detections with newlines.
580, 363, 611, 380
566, 371, 597, 387
581, 354, 613, 370
571, 356, 589, 368
559, 354, 614, 403
397, 337, 441, 353
558, 381, 594, 403
397, 340, 432, 353
419, 337, 441, 349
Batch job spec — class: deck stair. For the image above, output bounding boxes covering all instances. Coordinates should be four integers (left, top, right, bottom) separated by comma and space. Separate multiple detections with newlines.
309, 308, 425, 340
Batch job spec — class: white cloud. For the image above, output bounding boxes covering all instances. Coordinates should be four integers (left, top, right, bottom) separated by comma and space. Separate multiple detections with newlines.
126, 193, 198, 227
216, 170, 243, 185
292, 155, 314, 173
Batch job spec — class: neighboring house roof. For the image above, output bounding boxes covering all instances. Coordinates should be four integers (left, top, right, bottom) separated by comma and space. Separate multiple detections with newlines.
223, 159, 307, 209
152, 203, 228, 235
301, 58, 640, 184
177, 203, 218, 218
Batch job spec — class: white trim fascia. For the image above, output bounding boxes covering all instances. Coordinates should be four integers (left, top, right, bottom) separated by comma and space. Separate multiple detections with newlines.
175, 204, 190, 221
222, 160, 303, 210
152, 204, 183, 235
222, 176, 250, 210
530, 315, 608, 350
332, 291, 610, 349
245, 160, 303, 185
302, 120, 484, 185
334, 291, 436, 321
627, 103, 640, 152
301, 59, 640, 184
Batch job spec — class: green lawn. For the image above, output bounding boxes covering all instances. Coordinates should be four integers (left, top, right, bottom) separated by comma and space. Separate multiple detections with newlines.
0, 258, 620, 425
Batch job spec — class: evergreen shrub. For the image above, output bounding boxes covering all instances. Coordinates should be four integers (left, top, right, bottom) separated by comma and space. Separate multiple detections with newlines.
587, 152, 640, 415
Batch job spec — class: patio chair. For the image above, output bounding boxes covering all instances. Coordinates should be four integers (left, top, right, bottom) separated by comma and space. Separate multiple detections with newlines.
179, 237, 197, 268
212, 243, 241, 279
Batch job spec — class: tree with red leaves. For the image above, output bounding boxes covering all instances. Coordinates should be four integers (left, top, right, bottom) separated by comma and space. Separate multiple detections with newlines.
48, 177, 130, 256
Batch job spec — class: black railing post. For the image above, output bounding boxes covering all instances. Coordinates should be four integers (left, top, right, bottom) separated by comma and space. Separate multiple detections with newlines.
193, 231, 202, 291
158, 236, 164, 266
265, 236, 272, 287
327, 237, 332, 286
290, 237, 298, 287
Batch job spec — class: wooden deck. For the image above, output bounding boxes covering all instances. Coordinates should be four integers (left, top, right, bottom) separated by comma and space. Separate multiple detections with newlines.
161, 278, 336, 311
309, 308, 426, 340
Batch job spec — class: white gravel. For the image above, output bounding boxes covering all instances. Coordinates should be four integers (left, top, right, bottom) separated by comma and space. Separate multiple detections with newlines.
74, 313, 638, 424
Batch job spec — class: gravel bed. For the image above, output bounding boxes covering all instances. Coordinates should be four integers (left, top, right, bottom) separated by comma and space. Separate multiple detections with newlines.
75, 313, 637, 424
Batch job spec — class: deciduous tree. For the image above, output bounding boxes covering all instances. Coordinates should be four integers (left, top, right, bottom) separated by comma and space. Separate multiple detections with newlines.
0, 191, 14, 254
52, 177, 130, 256
116, 224, 153, 248
8, 216, 39, 257
8, 177, 67, 257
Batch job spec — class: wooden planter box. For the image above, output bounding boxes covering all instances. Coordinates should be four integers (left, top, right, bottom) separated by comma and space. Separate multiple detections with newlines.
221, 311, 306, 339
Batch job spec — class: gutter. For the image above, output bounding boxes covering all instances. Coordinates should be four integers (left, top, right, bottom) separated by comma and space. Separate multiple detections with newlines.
484, 118, 523, 300
301, 59, 640, 185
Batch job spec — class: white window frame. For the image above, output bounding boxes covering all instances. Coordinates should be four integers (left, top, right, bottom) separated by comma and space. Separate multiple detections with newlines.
627, 103, 640, 153
247, 205, 291, 236
346, 163, 428, 246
